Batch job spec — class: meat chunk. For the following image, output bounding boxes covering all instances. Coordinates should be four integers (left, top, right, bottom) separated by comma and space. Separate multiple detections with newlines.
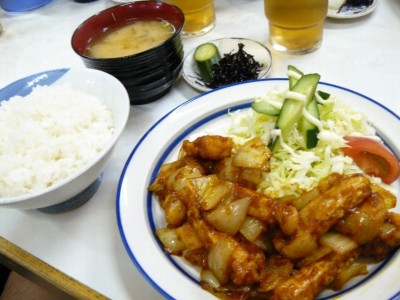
362, 212, 400, 260
274, 174, 371, 259
335, 193, 387, 244
299, 174, 371, 236
182, 135, 234, 160
272, 249, 359, 300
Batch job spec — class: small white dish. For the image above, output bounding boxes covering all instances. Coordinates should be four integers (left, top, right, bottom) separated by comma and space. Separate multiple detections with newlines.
328, 0, 379, 19
182, 37, 272, 92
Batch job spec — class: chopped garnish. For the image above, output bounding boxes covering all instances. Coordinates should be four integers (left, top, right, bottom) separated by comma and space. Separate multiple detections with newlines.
206, 43, 263, 89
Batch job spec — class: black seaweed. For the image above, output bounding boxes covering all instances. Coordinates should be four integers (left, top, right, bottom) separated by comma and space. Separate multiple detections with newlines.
206, 43, 263, 89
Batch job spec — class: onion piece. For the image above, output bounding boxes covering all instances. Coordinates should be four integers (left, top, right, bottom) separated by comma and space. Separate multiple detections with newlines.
233, 137, 271, 171
201, 269, 221, 289
239, 216, 265, 242
208, 238, 237, 284
190, 175, 218, 195
201, 180, 234, 211
171, 165, 203, 192
238, 168, 263, 189
206, 197, 251, 235
189, 175, 221, 209
214, 157, 239, 183
156, 228, 186, 254
274, 231, 318, 259
296, 245, 332, 268
293, 187, 321, 210
319, 231, 358, 255
163, 193, 186, 227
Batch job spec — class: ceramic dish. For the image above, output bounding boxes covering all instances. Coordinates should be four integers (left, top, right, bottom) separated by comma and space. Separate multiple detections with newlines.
117, 78, 400, 299
328, 0, 379, 19
0, 0, 54, 12
71, 1, 184, 105
0, 68, 130, 212
182, 38, 272, 92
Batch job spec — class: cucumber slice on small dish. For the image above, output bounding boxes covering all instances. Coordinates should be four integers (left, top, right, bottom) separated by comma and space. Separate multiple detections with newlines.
193, 43, 221, 83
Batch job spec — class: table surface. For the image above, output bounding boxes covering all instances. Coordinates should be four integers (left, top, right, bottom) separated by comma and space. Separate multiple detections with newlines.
0, 0, 399, 299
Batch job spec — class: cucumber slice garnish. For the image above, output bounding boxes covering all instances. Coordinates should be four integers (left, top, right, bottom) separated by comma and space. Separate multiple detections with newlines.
288, 65, 303, 89
272, 73, 321, 153
193, 43, 221, 83
288, 66, 323, 149
251, 101, 280, 116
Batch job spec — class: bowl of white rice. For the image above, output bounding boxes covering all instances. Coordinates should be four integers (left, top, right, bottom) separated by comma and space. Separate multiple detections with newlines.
0, 68, 130, 212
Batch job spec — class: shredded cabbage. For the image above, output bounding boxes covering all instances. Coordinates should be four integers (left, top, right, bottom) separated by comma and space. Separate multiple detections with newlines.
227, 88, 376, 198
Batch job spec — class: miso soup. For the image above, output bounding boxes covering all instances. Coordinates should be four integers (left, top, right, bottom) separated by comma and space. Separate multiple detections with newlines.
85, 20, 175, 59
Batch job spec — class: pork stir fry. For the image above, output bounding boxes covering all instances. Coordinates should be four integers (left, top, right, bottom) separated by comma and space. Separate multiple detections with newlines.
148, 135, 400, 300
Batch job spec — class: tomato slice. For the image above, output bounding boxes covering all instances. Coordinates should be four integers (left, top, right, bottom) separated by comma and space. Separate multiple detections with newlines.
341, 136, 400, 184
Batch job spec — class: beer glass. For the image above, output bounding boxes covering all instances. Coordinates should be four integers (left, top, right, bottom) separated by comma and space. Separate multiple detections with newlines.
167, 0, 215, 37
264, 0, 328, 54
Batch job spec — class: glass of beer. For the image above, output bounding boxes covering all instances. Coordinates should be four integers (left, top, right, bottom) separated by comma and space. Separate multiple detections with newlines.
166, 0, 215, 37
264, 0, 328, 54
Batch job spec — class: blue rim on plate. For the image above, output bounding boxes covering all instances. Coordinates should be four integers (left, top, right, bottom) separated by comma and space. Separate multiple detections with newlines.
116, 78, 400, 300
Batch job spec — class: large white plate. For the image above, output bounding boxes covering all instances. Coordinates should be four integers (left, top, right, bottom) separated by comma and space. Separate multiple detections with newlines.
328, 0, 379, 19
117, 79, 400, 300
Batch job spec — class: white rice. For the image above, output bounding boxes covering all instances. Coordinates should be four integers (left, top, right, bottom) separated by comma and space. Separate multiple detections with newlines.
0, 84, 114, 198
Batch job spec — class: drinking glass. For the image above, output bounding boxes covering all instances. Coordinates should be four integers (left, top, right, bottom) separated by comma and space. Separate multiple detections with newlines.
166, 0, 215, 37
264, 0, 328, 54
